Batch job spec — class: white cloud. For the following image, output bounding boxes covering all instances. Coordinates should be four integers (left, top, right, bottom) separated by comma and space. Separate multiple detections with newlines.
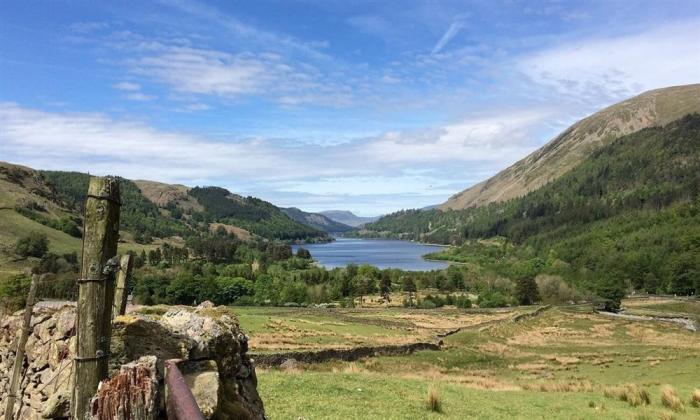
124, 92, 157, 101
113, 82, 141, 91
519, 20, 700, 102
363, 110, 551, 164
0, 102, 553, 213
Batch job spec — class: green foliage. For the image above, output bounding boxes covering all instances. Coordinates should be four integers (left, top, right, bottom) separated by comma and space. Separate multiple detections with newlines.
0, 274, 31, 312
215, 277, 254, 305
596, 276, 626, 312
515, 277, 540, 305
15, 232, 49, 258
189, 186, 326, 240
478, 290, 509, 308
296, 247, 312, 259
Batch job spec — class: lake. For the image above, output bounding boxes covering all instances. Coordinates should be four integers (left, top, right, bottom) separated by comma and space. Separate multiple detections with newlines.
292, 237, 449, 271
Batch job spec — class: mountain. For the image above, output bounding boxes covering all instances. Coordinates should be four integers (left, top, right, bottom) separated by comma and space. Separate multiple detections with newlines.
362, 114, 700, 294
319, 210, 380, 227
441, 84, 700, 210
281, 207, 354, 233
0, 161, 328, 258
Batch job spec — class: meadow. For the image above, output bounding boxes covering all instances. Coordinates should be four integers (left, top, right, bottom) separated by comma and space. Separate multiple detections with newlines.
244, 299, 700, 419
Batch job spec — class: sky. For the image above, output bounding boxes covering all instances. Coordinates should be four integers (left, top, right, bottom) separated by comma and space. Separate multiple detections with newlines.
1, 1, 699, 216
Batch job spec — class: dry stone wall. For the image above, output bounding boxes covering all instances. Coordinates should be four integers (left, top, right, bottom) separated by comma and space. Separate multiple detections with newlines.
0, 302, 264, 419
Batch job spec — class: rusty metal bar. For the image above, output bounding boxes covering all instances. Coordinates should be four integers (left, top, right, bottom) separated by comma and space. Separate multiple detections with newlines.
164, 359, 205, 420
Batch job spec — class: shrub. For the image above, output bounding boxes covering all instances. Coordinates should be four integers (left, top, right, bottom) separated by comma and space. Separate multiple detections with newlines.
426, 386, 442, 413
478, 291, 509, 308
536, 275, 578, 304
0, 274, 31, 313
661, 385, 684, 412
454, 295, 472, 308
15, 232, 49, 258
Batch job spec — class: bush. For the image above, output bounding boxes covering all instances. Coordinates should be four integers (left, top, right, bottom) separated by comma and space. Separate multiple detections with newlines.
0, 274, 31, 313
536, 275, 577, 304
454, 295, 472, 309
596, 276, 626, 312
15, 232, 49, 258
478, 291, 509, 308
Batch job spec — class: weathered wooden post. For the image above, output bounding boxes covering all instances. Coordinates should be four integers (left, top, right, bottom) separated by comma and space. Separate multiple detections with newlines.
4, 275, 38, 420
71, 176, 120, 420
112, 254, 133, 318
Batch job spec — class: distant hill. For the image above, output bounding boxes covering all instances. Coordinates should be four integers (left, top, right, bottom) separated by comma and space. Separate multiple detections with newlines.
0, 161, 328, 259
282, 207, 354, 233
319, 210, 379, 227
442, 84, 700, 210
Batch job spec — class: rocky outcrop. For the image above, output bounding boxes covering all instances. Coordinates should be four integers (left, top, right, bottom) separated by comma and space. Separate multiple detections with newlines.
0, 302, 264, 419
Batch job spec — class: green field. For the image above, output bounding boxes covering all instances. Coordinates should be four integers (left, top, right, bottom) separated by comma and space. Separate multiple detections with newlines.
251, 305, 700, 419
229, 306, 523, 352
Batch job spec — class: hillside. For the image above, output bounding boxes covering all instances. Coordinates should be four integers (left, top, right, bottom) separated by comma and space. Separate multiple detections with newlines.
281, 207, 354, 233
442, 84, 700, 210
320, 210, 379, 227
0, 162, 329, 262
362, 114, 700, 294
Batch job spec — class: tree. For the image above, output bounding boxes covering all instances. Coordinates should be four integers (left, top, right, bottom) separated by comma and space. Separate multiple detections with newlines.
596, 276, 626, 312
214, 277, 254, 305
402, 276, 417, 307
15, 232, 49, 258
296, 248, 312, 259
379, 271, 392, 303
515, 276, 540, 305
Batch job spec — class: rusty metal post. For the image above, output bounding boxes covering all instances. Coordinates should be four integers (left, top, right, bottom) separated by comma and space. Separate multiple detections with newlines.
164, 360, 205, 420
4, 275, 38, 420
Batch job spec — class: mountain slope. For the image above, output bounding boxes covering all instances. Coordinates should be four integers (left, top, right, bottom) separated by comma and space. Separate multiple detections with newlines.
364, 114, 700, 294
0, 162, 328, 255
442, 84, 700, 210
319, 210, 379, 227
281, 207, 354, 233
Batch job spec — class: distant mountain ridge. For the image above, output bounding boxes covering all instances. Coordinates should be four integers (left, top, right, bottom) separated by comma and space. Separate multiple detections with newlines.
319, 210, 380, 227
0, 161, 329, 257
441, 84, 700, 210
282, 207, 355, 233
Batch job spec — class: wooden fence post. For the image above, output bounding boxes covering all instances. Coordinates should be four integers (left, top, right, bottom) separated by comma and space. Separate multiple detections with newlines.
71, 176, 120, 420
3, 275, 38, 420
112, 254, 133, 318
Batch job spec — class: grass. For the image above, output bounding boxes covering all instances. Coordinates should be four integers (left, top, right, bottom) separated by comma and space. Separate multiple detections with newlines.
231, 306, 525, 352
253, 306, 700, 419
661, 385, 684, 412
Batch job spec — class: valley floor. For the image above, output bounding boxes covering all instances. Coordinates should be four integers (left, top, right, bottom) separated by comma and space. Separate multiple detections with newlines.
233, 299, 700, 419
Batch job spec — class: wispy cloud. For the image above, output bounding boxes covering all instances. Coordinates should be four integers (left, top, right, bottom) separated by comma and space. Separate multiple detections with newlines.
113, 81, 141, 91
0, 102, 550, 213
518, 20, 700, 103
431, 20, 465, 55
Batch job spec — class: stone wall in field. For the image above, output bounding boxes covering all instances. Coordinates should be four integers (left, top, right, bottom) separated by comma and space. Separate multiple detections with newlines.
0, 302, 265, 419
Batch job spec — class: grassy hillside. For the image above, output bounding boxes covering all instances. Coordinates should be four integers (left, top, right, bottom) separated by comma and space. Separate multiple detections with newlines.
442, 84, 700, 210
360, 114, 700, 295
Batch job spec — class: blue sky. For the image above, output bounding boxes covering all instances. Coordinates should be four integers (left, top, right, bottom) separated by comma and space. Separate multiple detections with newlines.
1, 0, 699, 216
